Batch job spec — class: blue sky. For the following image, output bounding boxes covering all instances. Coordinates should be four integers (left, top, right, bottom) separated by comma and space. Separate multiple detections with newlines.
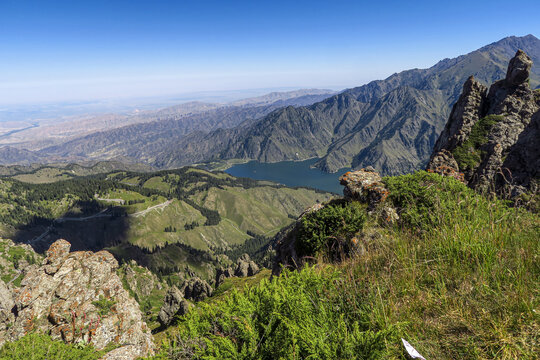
1, 0, 539, 104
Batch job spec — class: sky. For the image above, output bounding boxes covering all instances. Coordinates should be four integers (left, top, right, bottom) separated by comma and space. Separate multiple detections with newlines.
1, 0, 539, 105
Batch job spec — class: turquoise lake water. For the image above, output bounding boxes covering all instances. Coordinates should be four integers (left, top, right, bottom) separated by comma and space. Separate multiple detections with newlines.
224, 158, 350, 194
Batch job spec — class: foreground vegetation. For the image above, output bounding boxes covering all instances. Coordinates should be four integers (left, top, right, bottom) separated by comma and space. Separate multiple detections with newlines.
150, 171, 539, 359
0, 333, 105, 360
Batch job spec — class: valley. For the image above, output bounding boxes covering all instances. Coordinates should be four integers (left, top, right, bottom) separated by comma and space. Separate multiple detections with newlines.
0, 166, 334, 280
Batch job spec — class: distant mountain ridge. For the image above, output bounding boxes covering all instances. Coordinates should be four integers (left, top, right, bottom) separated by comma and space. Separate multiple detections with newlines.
32, 89, 335, 163
151, 35, 540, 175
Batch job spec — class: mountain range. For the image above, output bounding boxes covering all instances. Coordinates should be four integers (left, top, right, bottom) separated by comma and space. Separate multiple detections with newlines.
150, 35, 540, 174
2, 35, 539, 176
0, 89, 335, 165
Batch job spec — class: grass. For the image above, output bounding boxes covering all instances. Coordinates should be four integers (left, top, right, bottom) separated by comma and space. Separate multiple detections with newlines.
143, 176, 172, 192
150, 267, 398, 360
345, 172, 539, 358
192, 186, 334, 236
0, 333, 105, 359
150, 171, 539, 359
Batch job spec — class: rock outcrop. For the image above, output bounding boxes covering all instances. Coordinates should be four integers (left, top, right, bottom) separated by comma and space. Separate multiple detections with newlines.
180, 277, 213, 302
0, 240, 154, 358
215, 266, 234, 287
272, 167, 399, 275
234, 254, 260, 277
339, 167, 389, 209
427, 50, 540, 197
158, 286, 189, 327
121, 261, 161, 298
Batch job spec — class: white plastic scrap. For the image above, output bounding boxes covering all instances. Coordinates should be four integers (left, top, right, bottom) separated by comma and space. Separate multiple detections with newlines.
401, 338, 426, 360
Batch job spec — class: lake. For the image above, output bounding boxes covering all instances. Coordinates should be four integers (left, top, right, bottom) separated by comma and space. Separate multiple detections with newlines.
224, 158, 350, 194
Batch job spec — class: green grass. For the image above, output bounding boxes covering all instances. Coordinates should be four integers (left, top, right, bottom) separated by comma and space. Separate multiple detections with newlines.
143, 176, 172, 192
150, 171, 539, 359
0, 333, 105, 359
452, 115, 504, 171
150, 267, 398, 360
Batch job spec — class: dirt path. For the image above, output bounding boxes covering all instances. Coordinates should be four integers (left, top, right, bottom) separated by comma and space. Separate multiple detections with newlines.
130, 199, 173, 217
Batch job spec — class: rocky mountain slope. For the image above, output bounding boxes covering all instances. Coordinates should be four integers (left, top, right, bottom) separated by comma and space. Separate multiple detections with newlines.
153, 35, 540, 175
427, 50, 539, 198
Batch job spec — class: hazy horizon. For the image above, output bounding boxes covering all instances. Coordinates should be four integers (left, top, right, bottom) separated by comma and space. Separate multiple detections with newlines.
1, 0, 539, 105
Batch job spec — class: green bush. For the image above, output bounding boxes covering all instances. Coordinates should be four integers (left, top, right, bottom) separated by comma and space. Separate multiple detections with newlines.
0, 333, 102, 360
296, 200, 366, 258
383, 171, 477, 230
150, 267, 397, 360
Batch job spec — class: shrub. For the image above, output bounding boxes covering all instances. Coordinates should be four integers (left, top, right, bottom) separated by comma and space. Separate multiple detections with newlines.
383, 171, 476, 230
0, 333, 103, 359
296, 200, 366, 258
150, 267, 397, 360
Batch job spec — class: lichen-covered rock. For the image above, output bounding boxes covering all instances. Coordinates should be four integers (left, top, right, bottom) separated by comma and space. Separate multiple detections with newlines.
234, 254, 260, 277
0, 239, 154, 357
339, 168, 389, 209
427, 50, 539, 197
181, 277, 213, 302
158, 286, 189, 326
380, 206, 400, 225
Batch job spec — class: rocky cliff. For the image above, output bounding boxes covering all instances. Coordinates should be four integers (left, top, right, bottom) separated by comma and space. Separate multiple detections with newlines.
0, 239, 154, 358
427, 50, 539, 197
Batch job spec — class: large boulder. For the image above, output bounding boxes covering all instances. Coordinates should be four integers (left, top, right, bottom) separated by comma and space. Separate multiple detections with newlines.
1, 239, 154, 358
158, 287, 189, 326
506, 49, 533, 86
426, 149, 464, 182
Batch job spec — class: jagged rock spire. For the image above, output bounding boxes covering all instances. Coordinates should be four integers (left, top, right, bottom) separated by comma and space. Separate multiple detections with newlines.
505, 50, 533, 86
427, 50, 539, 197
